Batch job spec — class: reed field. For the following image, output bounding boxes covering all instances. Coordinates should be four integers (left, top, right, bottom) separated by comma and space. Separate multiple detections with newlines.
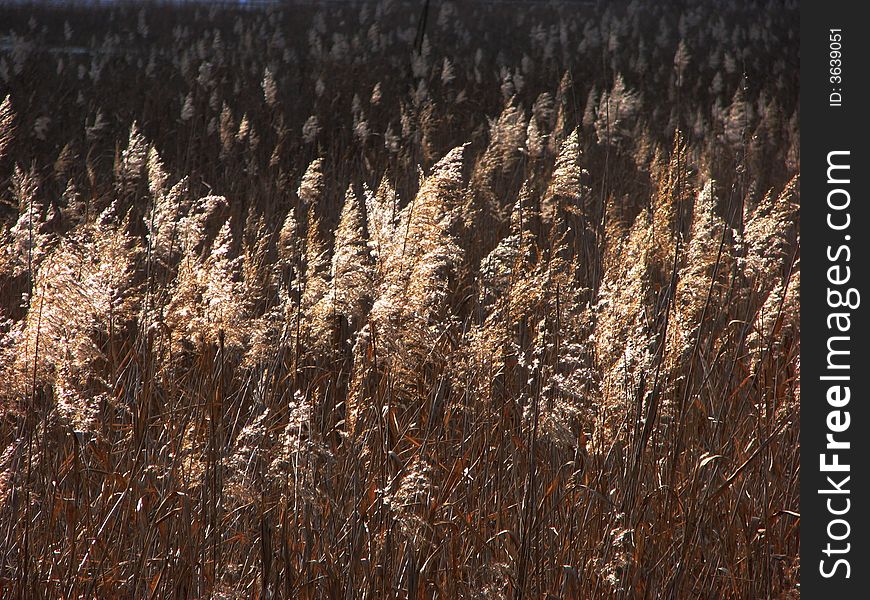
0, 0, 799, 597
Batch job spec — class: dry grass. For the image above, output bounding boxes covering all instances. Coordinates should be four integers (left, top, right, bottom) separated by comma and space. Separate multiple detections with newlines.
0, 1, 799, 598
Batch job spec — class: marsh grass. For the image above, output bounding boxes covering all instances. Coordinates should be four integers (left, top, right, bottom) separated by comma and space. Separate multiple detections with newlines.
0, 1, 799, 597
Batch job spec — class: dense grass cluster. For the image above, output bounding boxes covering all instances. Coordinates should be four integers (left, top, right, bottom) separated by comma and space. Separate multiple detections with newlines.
0, 0, 799, 598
